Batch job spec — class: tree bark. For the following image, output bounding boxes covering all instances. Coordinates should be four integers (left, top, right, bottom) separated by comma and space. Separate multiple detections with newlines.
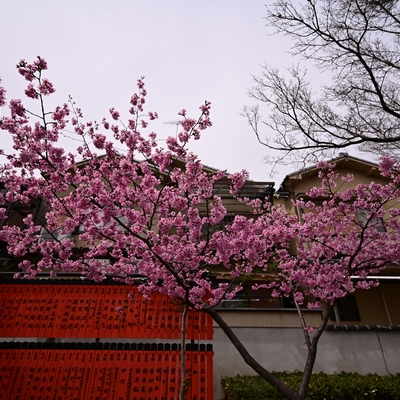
297, 307, 333, 399
205, 308, 302, 400
179, 302, 189, 400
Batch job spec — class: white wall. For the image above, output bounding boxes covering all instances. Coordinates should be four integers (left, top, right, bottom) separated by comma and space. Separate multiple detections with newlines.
214, 327, 400, 400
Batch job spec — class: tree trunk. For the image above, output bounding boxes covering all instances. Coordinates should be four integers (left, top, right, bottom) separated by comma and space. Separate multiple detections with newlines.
179, 302, 189, 400
297, 307, 333, 399
205, 308, 301, 400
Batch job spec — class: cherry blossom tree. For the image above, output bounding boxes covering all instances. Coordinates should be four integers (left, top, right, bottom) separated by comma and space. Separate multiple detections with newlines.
1, 57, 400, 400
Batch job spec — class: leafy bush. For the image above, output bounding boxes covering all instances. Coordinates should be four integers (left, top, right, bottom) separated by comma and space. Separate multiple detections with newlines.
221, 372, 400, 400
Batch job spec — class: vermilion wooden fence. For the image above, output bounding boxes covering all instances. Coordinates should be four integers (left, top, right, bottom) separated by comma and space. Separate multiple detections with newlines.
0, 282, 213, 340
0, 342, 213, 400
0, 281, 214, 399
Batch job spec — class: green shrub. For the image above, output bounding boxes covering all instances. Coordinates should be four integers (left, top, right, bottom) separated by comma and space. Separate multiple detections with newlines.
221, 372, 400, 400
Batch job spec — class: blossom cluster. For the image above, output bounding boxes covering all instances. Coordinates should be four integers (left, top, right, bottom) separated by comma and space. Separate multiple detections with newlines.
1, 57, 400, 317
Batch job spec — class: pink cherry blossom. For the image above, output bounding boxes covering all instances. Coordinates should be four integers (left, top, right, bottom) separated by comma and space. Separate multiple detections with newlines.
37, 78, 55, 95
0, 79, 6, 107
2, 57, 400, 400
109, 107, 120, 120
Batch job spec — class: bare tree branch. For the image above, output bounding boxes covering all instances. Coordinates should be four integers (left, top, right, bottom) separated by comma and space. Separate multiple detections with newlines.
246, 0, 400, 169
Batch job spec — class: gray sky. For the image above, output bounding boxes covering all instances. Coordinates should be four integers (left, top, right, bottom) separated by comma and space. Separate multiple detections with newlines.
1, 0, 299, 186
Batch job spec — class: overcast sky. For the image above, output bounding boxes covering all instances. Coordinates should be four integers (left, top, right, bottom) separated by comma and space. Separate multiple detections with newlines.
1, 0, 309, 187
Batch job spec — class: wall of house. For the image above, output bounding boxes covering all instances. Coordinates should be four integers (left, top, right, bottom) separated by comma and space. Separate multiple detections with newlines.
334, 284, 400, 326
382, 283, 400, 324
213, 327, 400, 400
288, 166, 390, 197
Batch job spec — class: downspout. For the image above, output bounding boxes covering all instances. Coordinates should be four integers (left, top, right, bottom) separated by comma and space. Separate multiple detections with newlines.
378, 287, 392, 326
333, 304, 341, 326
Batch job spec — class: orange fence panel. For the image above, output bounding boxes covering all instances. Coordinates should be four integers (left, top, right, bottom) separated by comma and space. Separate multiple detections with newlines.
0, 345, 14, 399
0, 282, 213, 341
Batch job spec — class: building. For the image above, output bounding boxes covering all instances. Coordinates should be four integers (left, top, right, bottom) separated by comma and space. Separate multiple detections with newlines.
1, 154, 400, 400
277, 153, 400, 327
213, 154, 400, 399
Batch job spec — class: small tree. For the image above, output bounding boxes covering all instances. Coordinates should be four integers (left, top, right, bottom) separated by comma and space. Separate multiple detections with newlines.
243, 0, 400, 170
1, 58, 400, 399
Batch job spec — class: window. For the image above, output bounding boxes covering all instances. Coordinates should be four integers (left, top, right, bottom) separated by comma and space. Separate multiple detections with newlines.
299, 200, 323, 223
75, 210, 129, 233
331, 295, 360, 321
2, 204, 31, 229
201, 215, 236, 237
0, 206, 9, 230
215, 285, 281, 309
39, 227, 71, 241
281, 294, 295, 309
357, 209, 386, 232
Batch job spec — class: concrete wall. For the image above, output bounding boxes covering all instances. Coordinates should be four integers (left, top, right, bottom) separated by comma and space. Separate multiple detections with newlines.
214, 327, 400, 400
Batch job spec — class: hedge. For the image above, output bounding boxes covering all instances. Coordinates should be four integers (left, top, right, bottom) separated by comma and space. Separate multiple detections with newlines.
221, 372, 400, 400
